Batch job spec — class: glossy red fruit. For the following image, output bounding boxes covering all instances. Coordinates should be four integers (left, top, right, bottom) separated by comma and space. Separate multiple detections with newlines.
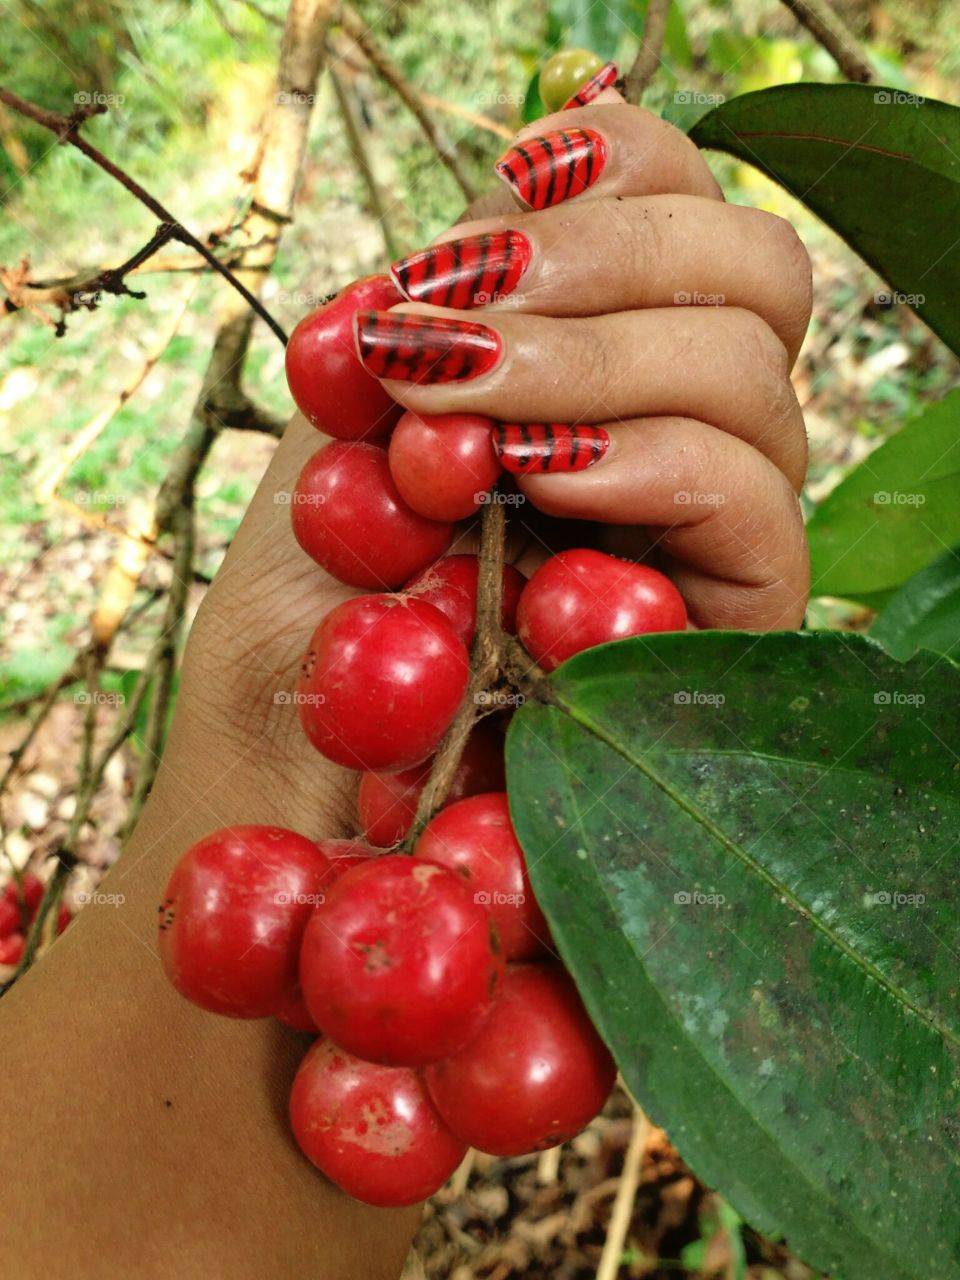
425, 964, 616, 1156
297, 595, 470, 772
158, 825, 331, 1019
290, 1038, 466, 1207
0, 932, 25, 966
285, 275, 404, 440
517, 548, 687, 671
276, 840, 380, 1033
405, 554, 526, 647
300, 855, 504, 1066
388, 411, 502, 521
357, 720, 506, 848
292, 442, 453, 589
414, 792, 549, 961
0, 898, 21, 938
4, 872, 44, 921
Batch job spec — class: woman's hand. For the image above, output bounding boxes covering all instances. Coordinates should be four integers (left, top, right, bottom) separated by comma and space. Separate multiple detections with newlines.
0, 95, 812, 1280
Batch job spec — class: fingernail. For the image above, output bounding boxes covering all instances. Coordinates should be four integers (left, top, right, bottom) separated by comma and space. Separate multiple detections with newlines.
561, 62, 619, 110
354, 311, 502, 384
495, 127, 607, 210
391, 230, 532, 309
493, 424, 610, 474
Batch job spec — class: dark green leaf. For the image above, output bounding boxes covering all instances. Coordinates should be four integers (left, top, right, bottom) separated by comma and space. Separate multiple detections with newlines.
807, 389, 960, 601
871, 544, 960, 660
506, 630, 960, 1280
690, 85, 960, 356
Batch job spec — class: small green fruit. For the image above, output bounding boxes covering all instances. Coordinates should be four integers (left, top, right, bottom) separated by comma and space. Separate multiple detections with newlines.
538, 48, 605, 114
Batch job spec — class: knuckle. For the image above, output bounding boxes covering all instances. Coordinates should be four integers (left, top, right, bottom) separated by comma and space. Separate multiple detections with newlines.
728, 306, 790, 379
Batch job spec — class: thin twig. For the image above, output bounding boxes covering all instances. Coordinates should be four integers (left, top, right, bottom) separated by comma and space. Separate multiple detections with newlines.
419, 91, 512, 140
778, 0, 873, 82
623, 0, 671, 103
339, 4, 477, 203
330, 64, 401, 261
119, 503, 194, 840
0, 85, 287, 343
596, 1103, 650, 1280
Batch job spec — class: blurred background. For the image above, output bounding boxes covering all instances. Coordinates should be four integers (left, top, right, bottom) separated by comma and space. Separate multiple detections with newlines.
1, 1, 958, 1275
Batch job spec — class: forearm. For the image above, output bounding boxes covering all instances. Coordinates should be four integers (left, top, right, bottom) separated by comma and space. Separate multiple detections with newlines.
0, 708, 420, 1279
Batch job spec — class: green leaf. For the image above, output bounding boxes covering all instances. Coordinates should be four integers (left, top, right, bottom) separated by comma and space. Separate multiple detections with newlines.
506, 630, 960, 1280
690, 85, 960, 356
871, 544, 960, 660
807, 388, 960, 602
548, 0, 643, 60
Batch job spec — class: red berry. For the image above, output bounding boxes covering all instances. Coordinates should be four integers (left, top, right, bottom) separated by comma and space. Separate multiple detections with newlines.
357, 720, 506, 847
388, 411, 502, 521
290, 1038, 466, 1207
425, 964, 616, 1156
275, 841, 379, 1034
297, 595, 470, 772
517, 548, 687, 671
56, 905, 72, 935
0, 898, 20, 938
285, 275, 403, 440
0, 932, 25, 966
158, 825, 331, 1019
299, 855, 504, 1066
414, 793, 549, 961
292, 442, 453, 589
4, 872, 44, 920
405, 554, 526, 647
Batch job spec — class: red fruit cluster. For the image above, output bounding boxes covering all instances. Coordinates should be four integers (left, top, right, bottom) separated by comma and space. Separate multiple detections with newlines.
0, 873, 72, 966
156, 276, 692, 1208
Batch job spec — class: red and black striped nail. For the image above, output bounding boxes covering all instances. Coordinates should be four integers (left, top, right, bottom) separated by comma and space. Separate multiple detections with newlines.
390, 230, 532, 310
561, 62, 619, 110
354, 311, 502, 384
494, 127, 607, 210
493, 424, 610, 474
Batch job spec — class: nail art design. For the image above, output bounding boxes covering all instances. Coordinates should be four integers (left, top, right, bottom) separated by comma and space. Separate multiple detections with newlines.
561, 62, 619, 110
493, 424, 610, 474
495, 127, 607, 210
354, 311, 502, 384
391, 230, 532, 310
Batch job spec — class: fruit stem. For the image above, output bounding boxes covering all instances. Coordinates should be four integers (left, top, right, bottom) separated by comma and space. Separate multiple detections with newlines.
402, 496, 552, 851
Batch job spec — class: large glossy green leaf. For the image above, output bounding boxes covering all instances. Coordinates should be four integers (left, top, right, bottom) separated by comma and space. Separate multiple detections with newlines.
690, 85, 960, 355
871, 544, 960, 660
506, 630, 960, 1280
806, 388, 960, 602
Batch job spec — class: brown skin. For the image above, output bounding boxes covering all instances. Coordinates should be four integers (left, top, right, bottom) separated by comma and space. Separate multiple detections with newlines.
0, 99, 811, 1277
